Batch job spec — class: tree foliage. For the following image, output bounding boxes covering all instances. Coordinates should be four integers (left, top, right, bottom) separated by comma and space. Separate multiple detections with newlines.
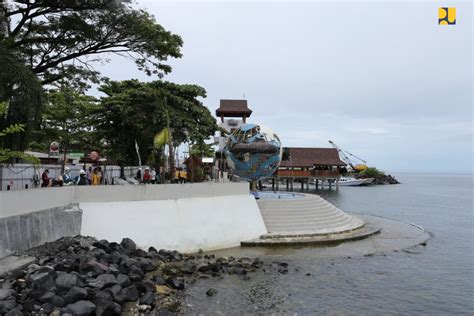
1, 0, 182, 86
96, 80, 217, 166
29, 85, 100, 154
0, 101, 39, 163
0, 0, 182, 150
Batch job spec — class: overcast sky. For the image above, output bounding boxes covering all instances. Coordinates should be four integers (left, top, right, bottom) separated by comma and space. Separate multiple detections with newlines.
95, 1, 472, 173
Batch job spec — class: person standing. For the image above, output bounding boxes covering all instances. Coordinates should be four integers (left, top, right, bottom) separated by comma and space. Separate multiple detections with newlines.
143, 167, 151, 184
41, 169, 50, 187
63, 167, 73, 185
76, 169, 89, 185
91, 168, 100, 185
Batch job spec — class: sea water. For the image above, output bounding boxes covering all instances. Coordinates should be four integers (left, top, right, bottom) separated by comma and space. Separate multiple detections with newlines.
183, 173, 474, 315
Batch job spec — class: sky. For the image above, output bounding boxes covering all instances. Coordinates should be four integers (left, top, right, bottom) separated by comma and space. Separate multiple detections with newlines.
94, 0, 473, 173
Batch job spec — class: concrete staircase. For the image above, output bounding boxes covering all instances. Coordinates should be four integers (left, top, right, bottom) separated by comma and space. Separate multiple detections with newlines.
257, 193, 364, 236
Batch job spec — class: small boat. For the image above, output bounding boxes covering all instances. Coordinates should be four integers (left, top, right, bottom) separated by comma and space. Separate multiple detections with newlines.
338, 177, 367, 186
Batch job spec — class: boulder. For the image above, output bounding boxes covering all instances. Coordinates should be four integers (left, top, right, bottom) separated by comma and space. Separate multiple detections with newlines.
166, 277, 184, 290
66, 300, 96, 316
0, 300, 17, 313
0, 289, 16, 301
140, 291, 155, 305
116, 274, 131, 288
120, 238, 137, 252
94, 299, 121, 316
64, 286, 88, 303
122, 285, 139, 302
55, 272, 79, 290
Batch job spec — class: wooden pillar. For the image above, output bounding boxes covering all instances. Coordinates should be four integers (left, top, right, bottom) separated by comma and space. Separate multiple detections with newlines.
277, 178, 280, 191
329, 180, 332, 189
306, 179, 309, 190
301, 179, 304, 190
286, 178, 289, 190
272, 178, 275, 190
290, 178, 294, 191
316, 179, 319, 189
336, 179, 339, 190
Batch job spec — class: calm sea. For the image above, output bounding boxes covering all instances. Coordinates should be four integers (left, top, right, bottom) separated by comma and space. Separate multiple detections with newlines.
184, 173, 474, 315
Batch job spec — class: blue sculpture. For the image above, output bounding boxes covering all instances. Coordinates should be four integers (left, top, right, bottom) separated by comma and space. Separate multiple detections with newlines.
225, 124, 282, 181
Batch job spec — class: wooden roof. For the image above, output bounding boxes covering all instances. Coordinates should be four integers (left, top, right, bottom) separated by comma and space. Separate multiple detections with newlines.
215, 99, 252, 117
279, 147, 346, 167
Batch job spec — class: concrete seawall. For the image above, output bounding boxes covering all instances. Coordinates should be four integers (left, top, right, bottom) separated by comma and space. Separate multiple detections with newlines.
0, 183, 266, 257
0, 205, 82, 258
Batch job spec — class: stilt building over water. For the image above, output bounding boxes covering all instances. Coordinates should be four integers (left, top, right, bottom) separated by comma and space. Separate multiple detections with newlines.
272, 147, 346, 190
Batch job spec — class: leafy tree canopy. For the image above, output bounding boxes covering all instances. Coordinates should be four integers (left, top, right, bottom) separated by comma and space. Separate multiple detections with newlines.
1, 0, 183, 88
29, 85, 100, 154
97, 79, 217, 166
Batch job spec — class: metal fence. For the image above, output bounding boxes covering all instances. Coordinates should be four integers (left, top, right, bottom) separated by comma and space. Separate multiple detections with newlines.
0, 164, 147, 191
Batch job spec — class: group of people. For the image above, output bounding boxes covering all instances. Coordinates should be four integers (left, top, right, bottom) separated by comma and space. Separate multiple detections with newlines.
41, 166, 105, 187
135, 167, 158, 184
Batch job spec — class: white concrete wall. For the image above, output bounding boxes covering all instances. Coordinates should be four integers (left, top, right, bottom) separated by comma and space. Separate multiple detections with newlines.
0, 183, 249, 217
0, 183, 267, 254
80, 195, 266, 253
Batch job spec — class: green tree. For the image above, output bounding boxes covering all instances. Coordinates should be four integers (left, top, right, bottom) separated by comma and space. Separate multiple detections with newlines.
29, 85, 100, 161
0, 101, 38, 163
96, 80, 217, 177
190, 141, 215, 157
0, 0, 182, 150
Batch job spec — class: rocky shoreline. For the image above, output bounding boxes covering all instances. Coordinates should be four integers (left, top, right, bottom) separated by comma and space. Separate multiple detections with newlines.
355, 173, 400, 185
0, 236, 287, 315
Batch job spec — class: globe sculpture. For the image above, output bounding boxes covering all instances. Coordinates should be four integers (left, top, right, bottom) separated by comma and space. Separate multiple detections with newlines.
225, 124, 283, 182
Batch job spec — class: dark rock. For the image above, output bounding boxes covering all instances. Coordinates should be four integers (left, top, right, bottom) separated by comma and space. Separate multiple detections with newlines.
94, 299, 121, 316
66, 300, 96, 316
107, 266, 120, 276
140, 291, 155, 305
28, 266, 56, 291
136, 281, 155, 294
9, 269, 26, 280
84, 260, 108, 276
22, 299, 39, 312
39, 291, 65, 307
0, 289, 16, 301
93, 290, 113, 302
166, 277, 184, 290
109, 285, 124, 303
88, 274, 117, 289
92, 240, 109, 251
0, 300, 16, 313
137, 258, 157, 273
153, 275, 166, 285
278, 268, 289, 274
122, 285, 139, 302
40, 302, 55, 314
278, 262, 288, 268
234, 267, 247, 275
116, 274, 131, 288
148, 247, 158, 253
120, 238, 136, 252
5, 308, 23, 316
65, 286, 88, 303
206, 288, 217, 297
56, 272, 79, 290
180, 261, 196, 274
